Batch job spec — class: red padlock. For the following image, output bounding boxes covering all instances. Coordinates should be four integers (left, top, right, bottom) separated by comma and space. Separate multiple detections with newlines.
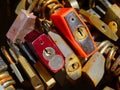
25, 30, 65, 73
51, 8, 98, 58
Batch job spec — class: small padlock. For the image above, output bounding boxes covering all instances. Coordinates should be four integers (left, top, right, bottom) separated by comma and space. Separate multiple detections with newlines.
79, 9, 118, 41
25, 30, 65, 73
82, 52, 105, 87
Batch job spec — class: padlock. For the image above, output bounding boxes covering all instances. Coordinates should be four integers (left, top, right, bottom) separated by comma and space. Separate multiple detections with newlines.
51, 8, 97, 58
82, 40, 114, 87
82, 52, 105, 87
16, 39, 56, 90
7, 40, 45, 90
25, 30, 65, 73
6, 0, 38, 43
42, 20, 82, 80
99, 0, 120, 37
79, 9, 118, 41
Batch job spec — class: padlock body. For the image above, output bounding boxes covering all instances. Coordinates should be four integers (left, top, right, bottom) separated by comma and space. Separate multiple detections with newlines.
25, 30, 65, 73
51, 8, 97, 58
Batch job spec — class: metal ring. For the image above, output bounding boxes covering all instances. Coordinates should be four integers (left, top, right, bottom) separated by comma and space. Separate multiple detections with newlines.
41, 0, 59, 18
0, 76, 12, 85
106, 46, 118, 70
49, 4, 63, 15
0, 71, 9, 80
2, 80, 15, 88
99, 42, 114, 54
98, 40, 111, 50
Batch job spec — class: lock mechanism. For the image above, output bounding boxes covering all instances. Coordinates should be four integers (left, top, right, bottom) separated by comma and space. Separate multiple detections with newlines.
74, 26, 88, 40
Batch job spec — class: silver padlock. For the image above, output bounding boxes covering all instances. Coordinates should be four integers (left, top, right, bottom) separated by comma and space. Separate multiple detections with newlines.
82, 52, 105, 87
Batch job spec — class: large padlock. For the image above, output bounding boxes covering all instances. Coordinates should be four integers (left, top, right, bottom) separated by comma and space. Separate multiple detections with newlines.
51, 8, 98, 58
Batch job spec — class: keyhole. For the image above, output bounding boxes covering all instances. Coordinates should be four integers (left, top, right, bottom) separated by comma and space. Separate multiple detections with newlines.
78, 28, 83, 36
102, 25, 106, 30
45, 49, 51, 56
68, 62, 79, 72
72, 64, 76, 69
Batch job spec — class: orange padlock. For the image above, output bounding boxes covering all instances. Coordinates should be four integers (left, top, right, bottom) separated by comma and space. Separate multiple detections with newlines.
51, 8, 97, 58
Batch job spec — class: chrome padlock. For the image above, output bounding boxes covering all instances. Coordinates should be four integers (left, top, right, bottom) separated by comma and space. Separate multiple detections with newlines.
6, 0, 38, 43
82, 51, 105, 87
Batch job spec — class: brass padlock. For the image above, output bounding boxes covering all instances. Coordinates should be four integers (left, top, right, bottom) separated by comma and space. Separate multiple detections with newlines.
99, 0, 120, 37
79, 9, 118, 41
